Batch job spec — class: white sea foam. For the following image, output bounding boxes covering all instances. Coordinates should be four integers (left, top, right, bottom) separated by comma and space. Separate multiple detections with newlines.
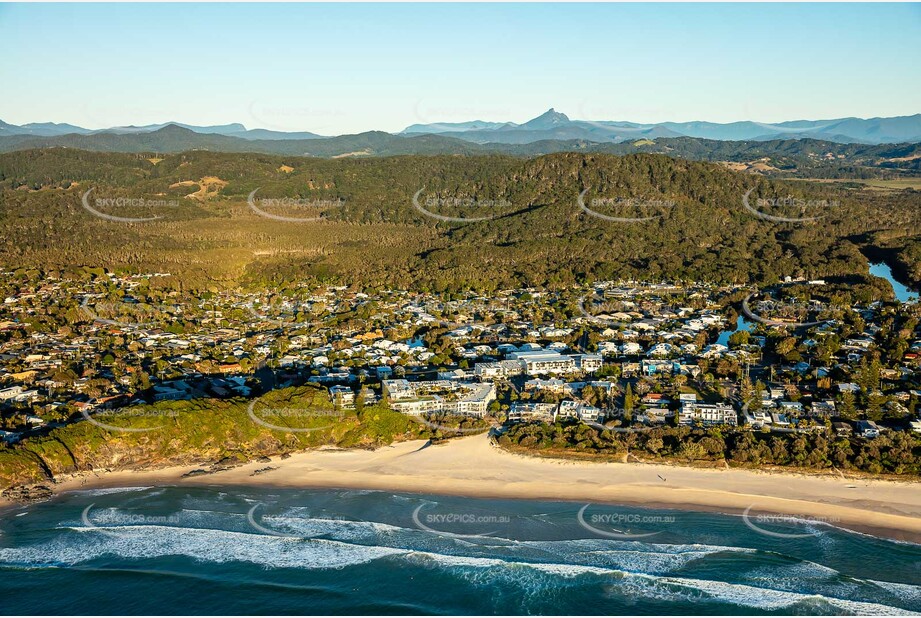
870, 580, 921, 603
402, 552, 623, 581
645, 575, 914, 615
522, 562, 615, 577
399, 550, 609, 577
396, 547, 916, 615
401, 550, 622, 601
0, 519, 714, 580
1, 521, 915, 614
518, 537, 757, 575
568, 548, 725, 574
7, 504, 918, 615
398, 545, 906, 614
745, 559, 843, 585
243, 509, 763, 575
65, 486, 153, 497
47, 510, 789, 577
263, 513, 406, 541
241, 508, 757, 554
0, 525, 403, 570
255, 512, 756, 575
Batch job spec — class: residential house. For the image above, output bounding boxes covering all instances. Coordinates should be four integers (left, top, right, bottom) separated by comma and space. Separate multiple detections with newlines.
856, 420, 880, 438
329, 385, 356, 410
679, 401, 737, 426
508, 402, 557, 423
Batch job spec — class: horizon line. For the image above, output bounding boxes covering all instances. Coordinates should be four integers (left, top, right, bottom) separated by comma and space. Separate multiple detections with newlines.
4, 108, 920, 137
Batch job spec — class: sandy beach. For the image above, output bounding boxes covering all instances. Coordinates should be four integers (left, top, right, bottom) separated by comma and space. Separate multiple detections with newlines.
5, 434, 921, 543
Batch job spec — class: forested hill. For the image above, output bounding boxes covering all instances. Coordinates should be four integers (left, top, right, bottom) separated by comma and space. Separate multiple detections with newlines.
0, 148, 919, 291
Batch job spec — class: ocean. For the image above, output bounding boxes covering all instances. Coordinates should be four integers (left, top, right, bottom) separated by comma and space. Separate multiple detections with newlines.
1, 486, 920, 615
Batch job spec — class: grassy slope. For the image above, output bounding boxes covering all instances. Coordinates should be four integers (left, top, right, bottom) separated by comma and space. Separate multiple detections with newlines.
0, 385, 429, 490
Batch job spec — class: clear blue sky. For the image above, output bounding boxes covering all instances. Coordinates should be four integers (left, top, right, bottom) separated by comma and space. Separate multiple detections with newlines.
2, 3, 919, 134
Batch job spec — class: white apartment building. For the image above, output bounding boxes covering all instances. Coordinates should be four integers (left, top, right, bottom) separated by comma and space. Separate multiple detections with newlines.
507, 350, 576, 375
0, 385, 24, 401
383, 379, 496, 417
474, 359, 523, 379
508, 402, 558, 423
382, 379, 415, 400
679, 401, 738, 426
572, 354, 603, 373
329, 385, 356, 410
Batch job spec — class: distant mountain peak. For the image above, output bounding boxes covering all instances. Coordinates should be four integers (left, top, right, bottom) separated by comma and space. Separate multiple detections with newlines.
156, 124, 198, 135
522, 108, 571, 129
3, 111, 920, 149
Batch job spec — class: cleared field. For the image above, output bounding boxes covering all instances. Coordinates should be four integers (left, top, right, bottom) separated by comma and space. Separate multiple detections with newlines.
799, 177, 921, 191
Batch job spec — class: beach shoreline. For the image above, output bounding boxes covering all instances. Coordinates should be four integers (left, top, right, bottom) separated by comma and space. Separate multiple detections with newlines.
3, 434, 921, 544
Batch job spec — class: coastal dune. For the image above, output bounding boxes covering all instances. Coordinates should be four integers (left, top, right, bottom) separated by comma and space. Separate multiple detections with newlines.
20, 433, 921, 543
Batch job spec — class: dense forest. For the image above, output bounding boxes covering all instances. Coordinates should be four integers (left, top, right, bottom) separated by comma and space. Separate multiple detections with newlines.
498, 422, 921, 477
0, 148, 919, 292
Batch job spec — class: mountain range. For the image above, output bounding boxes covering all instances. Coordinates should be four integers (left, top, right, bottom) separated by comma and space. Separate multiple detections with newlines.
405, 108, 921, 144
0, 111, 920, 174
3, 109, 920, 146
